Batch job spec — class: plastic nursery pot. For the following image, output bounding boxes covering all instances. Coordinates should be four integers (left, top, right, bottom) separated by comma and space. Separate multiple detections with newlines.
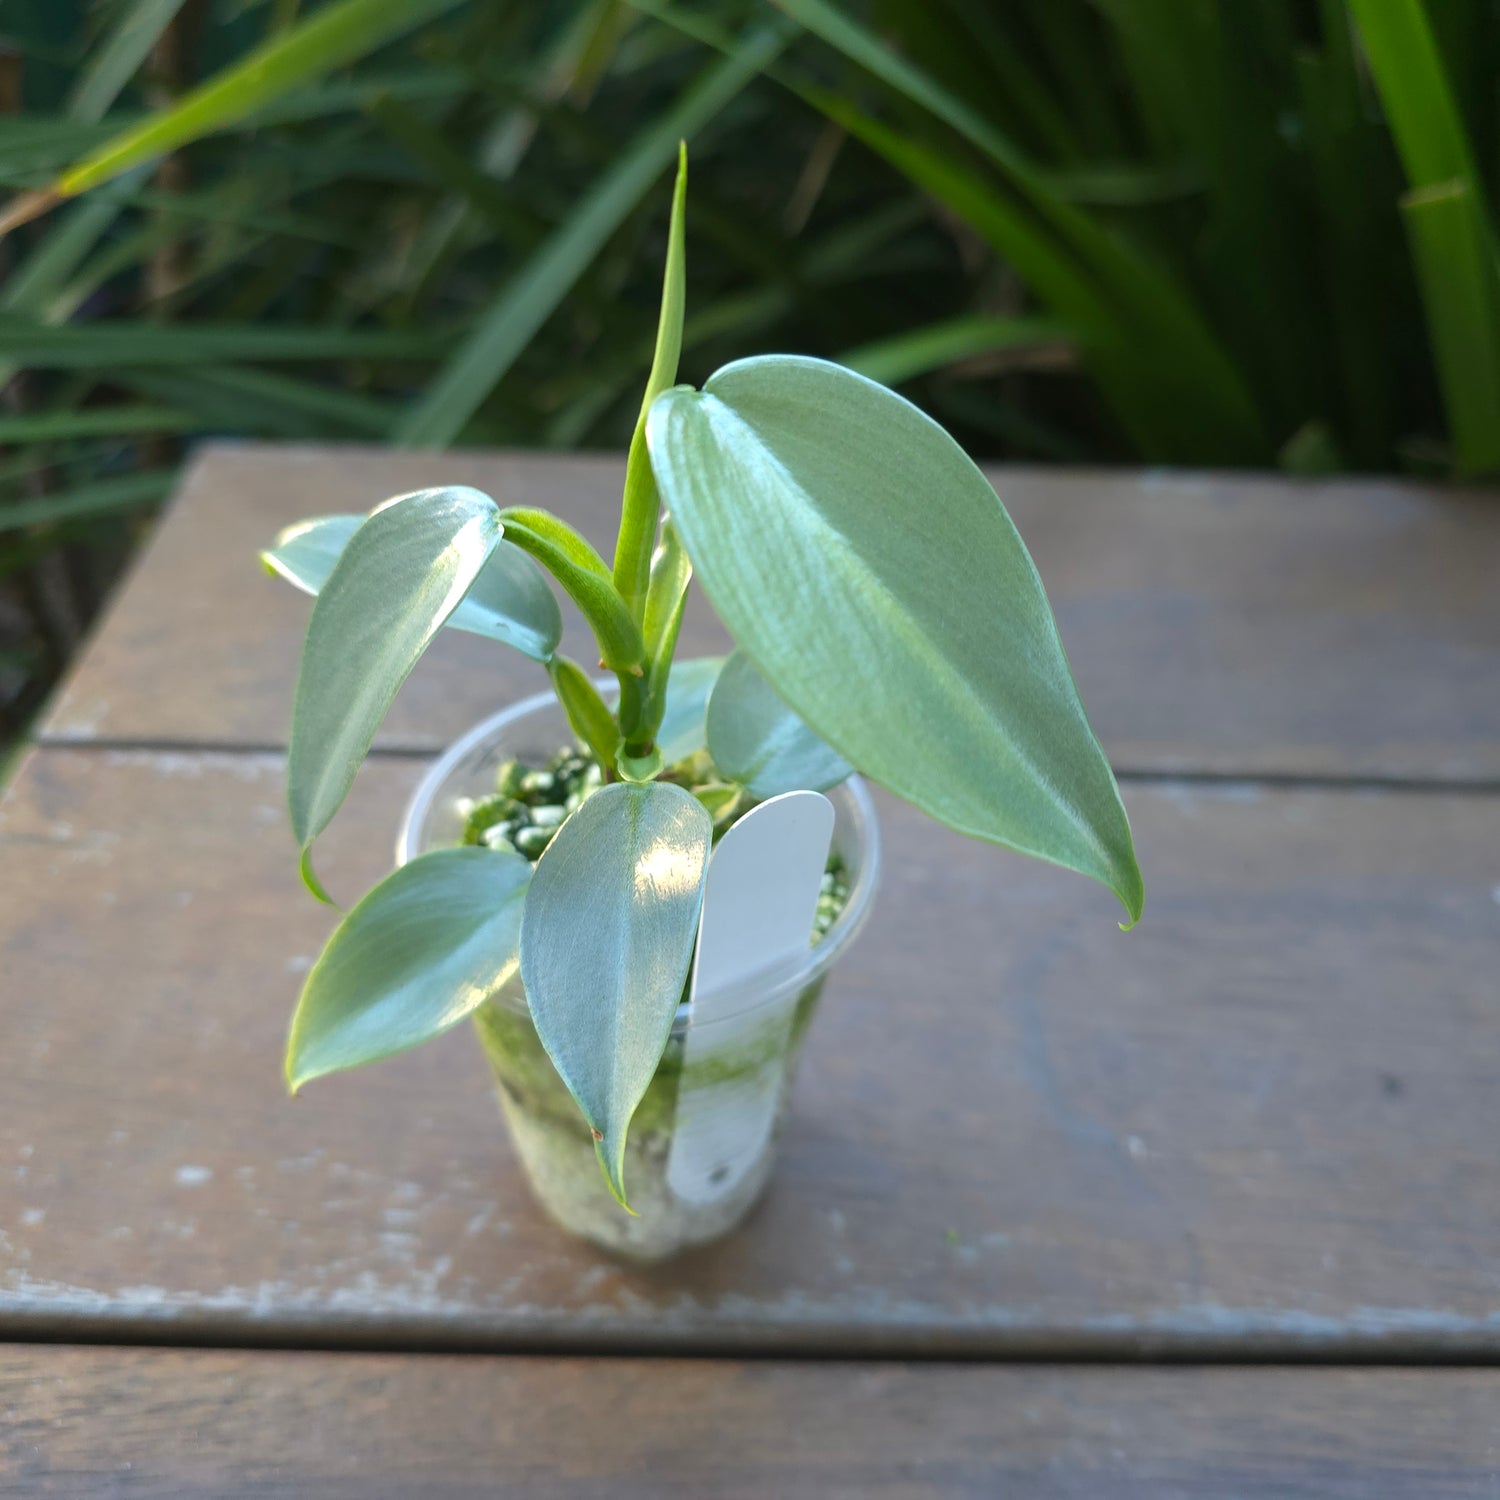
396, 687, 881, 1262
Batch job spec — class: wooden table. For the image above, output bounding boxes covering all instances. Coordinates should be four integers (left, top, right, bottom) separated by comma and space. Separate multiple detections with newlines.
2, 445, 1498, 1495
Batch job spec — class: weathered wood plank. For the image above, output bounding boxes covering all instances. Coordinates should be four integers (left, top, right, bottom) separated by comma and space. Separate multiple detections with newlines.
3, 1346, 1498, 1498
2, 747, 1496, 1354
36, 443, 1500, 780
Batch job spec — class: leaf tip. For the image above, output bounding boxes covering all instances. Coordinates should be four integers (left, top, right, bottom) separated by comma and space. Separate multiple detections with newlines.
0, 187, 64, 240
299, 847, 338, 907
284, 985, 317, 1094
284, 1040, 308, 1096
594, 1133, 637, 1215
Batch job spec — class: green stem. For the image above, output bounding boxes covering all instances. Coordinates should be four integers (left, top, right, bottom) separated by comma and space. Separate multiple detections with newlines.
616, 669, 651, 751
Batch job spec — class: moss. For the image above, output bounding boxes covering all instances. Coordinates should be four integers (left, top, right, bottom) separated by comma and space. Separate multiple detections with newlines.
471, 975, 829, 1146
472, 998, 686, 1139
462, 736, 849, 1126
462, 737, 850, 1237
455, 739, 851, 942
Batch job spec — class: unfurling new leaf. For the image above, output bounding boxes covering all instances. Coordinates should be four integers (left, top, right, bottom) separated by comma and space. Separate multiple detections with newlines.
614, 141, 690, 621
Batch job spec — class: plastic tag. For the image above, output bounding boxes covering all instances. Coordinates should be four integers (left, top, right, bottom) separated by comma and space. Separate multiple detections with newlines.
666, 791, 834, 1206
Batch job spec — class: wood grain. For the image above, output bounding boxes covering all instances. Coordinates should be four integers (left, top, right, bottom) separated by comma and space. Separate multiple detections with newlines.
3, 1346, 1498, 1498
3, 747, 1497, 1355
36, 443, 1500, 780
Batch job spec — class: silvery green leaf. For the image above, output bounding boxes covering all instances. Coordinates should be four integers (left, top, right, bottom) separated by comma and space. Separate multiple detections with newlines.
286, 846, 530, 1091
262, 513, 361, 593
287, 486, 503, 892
648, 355, 1142, 923
519, 780, 712, 1207
264, 511, 561, 661
654, 654, 724, 766
707, 648, 853, 797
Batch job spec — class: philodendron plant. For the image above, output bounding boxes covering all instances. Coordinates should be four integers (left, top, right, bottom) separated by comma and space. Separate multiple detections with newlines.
264, 149, 1142, 1210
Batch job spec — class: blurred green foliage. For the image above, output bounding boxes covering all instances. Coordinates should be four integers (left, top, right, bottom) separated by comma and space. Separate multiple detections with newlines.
1, 0, 1496, 740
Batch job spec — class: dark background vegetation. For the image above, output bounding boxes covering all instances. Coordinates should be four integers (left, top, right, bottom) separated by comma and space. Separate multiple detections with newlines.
1, 0, 1494, 749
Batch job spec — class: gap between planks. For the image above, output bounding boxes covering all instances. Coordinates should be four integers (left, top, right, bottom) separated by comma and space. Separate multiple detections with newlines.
26, 732, 1500, 798
6, 1316, 1500, 1368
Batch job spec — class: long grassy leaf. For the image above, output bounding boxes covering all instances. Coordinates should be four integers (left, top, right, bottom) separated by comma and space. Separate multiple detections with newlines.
1094, 0, 1325, 433
394, 23, 789, 449
0, 0, 468, 234
841, 315, 1073, 386
61, 0, 468, 191
775, 0, 1264, 459
817, 98, 1211, 460
1348, 0, 1485, 190
1349, 0, 1500, 472
245, 67, 472, 127
0, 193, 132, 315
69, 176, 365, 247
0, 120, 122, 182
0, 404, 198, 443
1402, 182, 1500, 475
366, 93, 545, 250
0, 320, 449, 366
0, 162, 155, 392
806, 98, 1111, 334
540, 197, 925, 446
66, 0, 192, 125
0, 470, 173, 532
1295, 39, 1399, 467
114, 365, 400, 438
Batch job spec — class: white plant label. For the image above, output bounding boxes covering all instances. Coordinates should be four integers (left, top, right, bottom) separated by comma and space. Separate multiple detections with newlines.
666, 790, 835, 1206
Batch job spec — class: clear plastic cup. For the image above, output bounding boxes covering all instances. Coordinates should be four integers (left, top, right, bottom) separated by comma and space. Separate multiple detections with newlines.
396, 685, 881, 1260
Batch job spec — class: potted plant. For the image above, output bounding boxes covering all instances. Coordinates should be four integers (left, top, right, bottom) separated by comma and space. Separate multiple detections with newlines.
263, 149, 1143, 1261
